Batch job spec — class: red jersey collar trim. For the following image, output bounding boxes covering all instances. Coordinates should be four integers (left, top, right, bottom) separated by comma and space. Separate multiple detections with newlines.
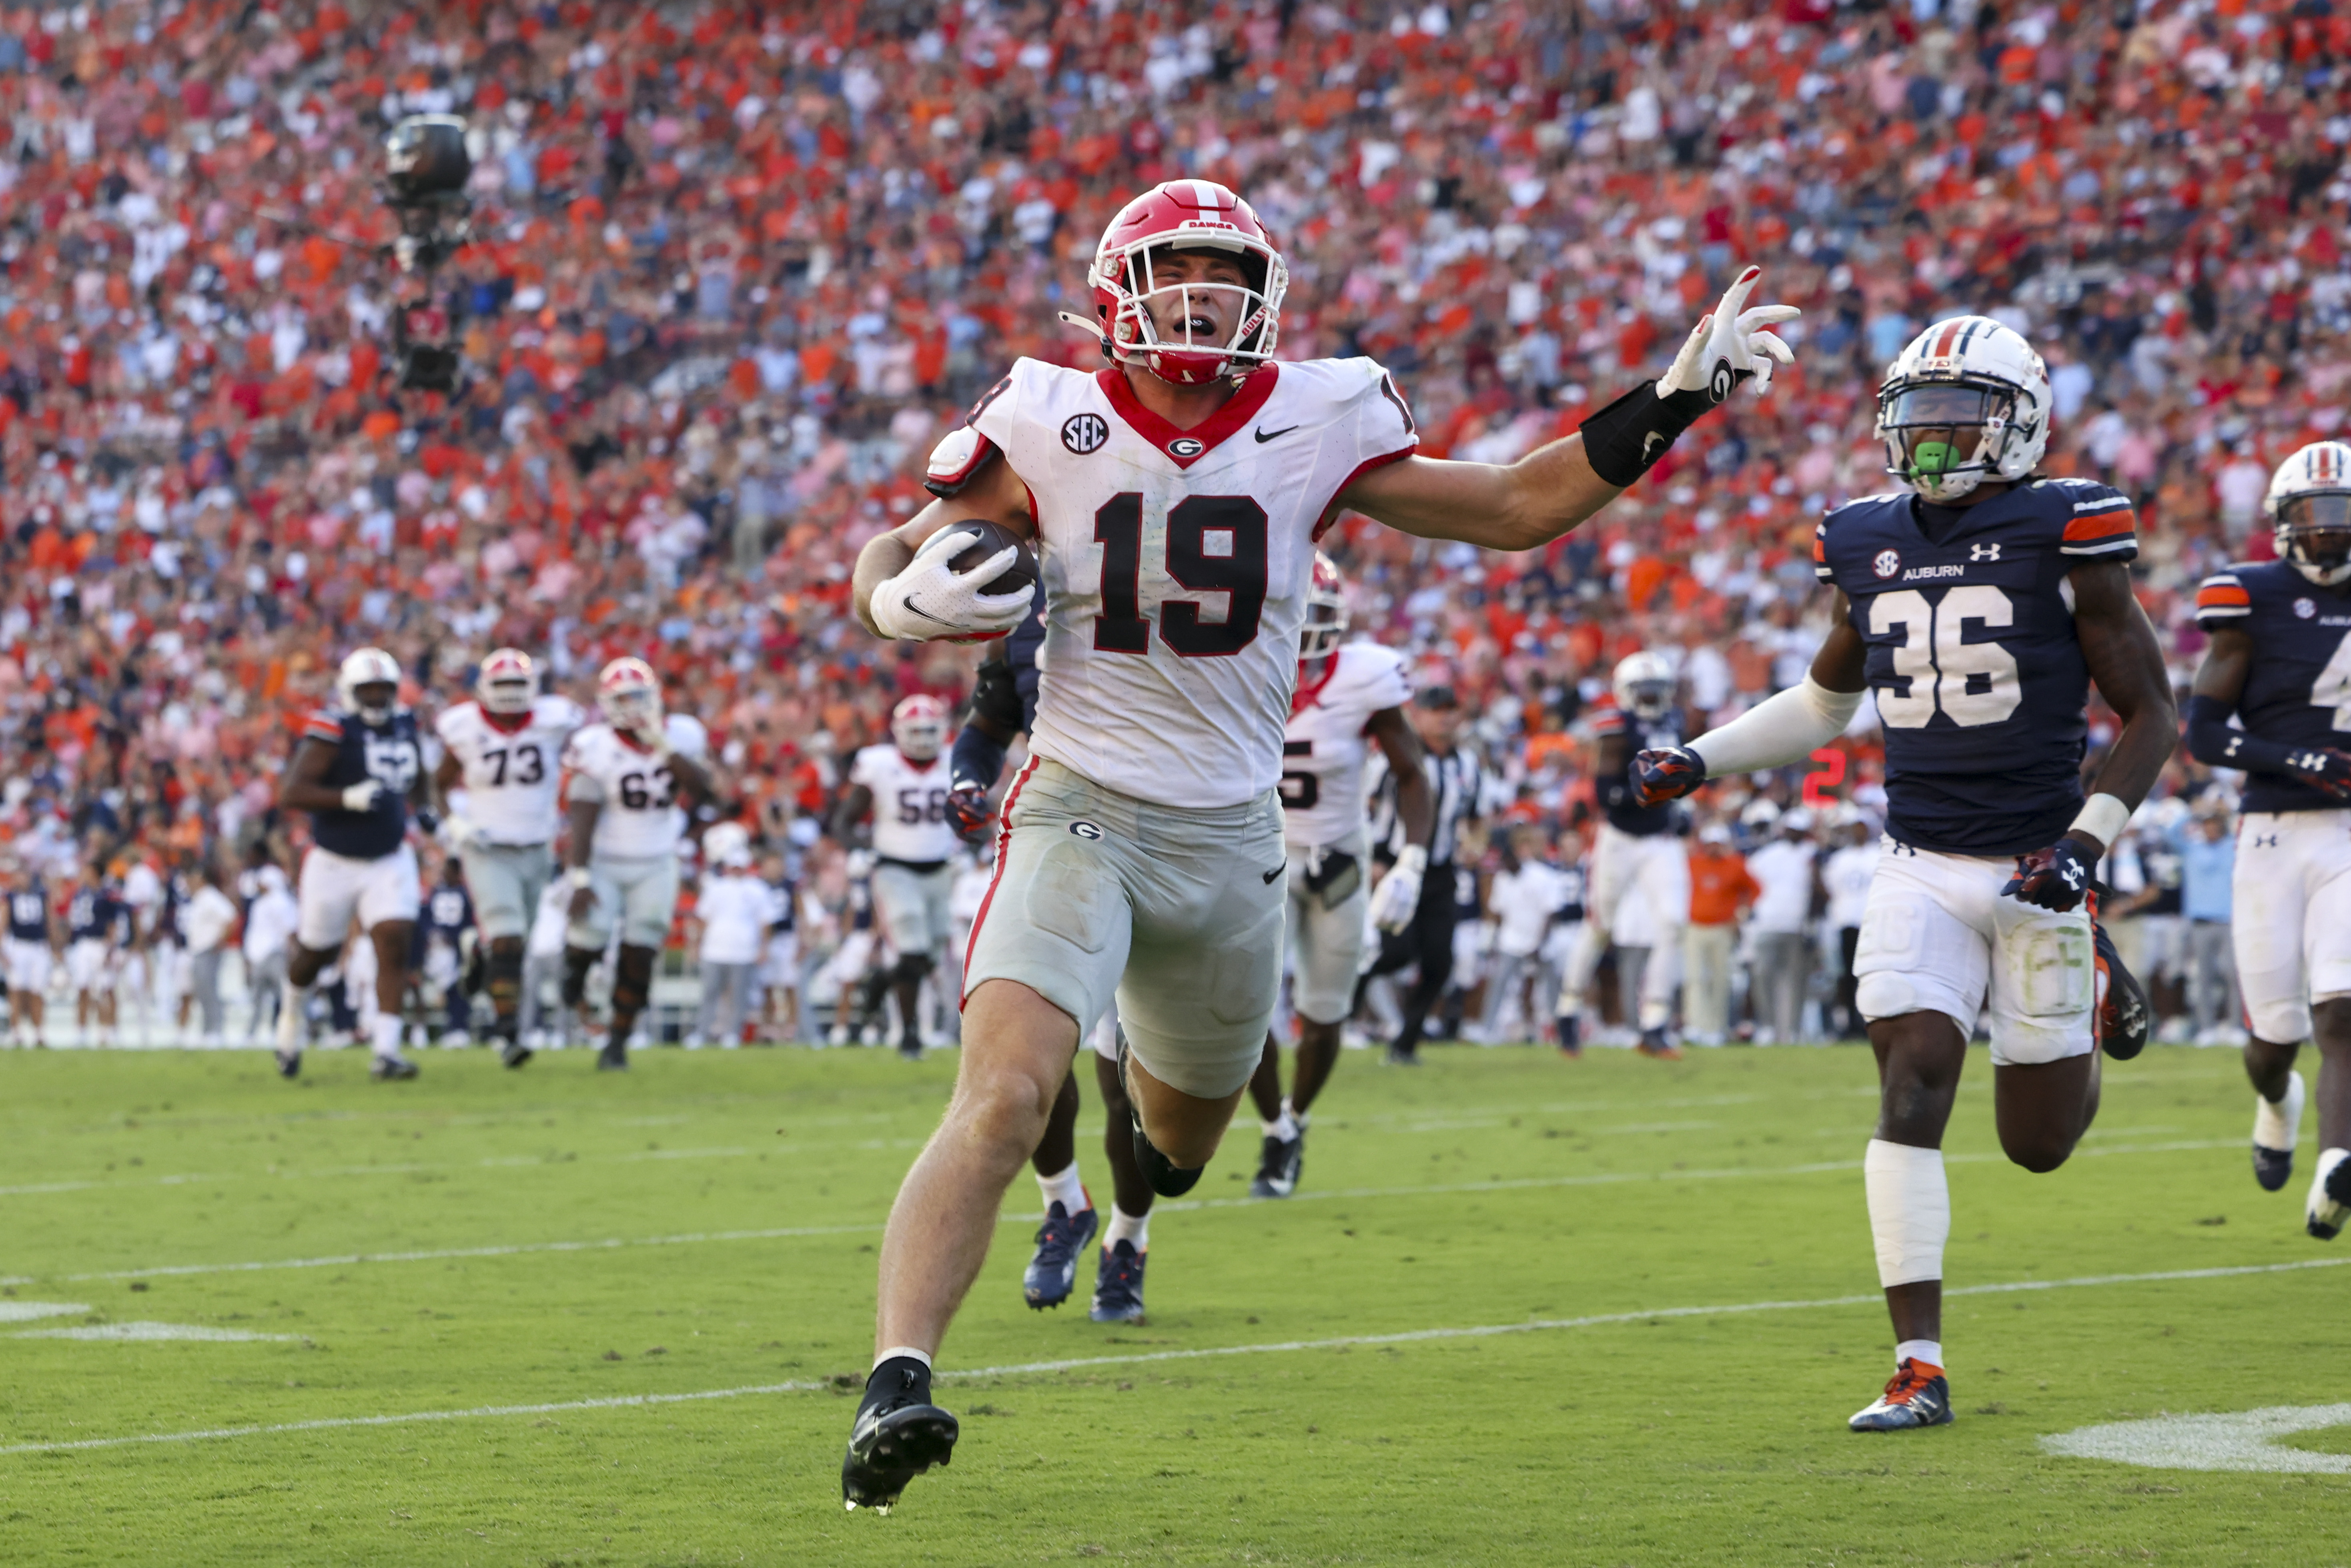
1291, 655, 1338, 715
1096, 363, 1280, 470
481, 706, 532, 735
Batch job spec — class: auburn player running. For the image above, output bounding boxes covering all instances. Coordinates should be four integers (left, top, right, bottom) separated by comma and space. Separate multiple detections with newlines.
558, 657, 712, 1071
1633, 317, 2168, 1433
2185, 441, 2351, 1238
832, 695, 959, 1059
276, 648, 431, 1081
1250, 551, 1431, 1196
432, 648, 585, 1067
840, 176, 1798, 1510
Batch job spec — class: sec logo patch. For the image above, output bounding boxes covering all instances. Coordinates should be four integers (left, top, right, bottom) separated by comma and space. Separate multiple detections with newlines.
1167, 437, 1205, 459
2296, 597, 2317, 619
1873, 549, 1902, 579
1061, 413, 1108, 455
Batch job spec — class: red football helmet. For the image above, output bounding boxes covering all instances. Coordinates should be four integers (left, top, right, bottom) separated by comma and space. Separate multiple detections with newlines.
1086, 180, 1287, 386
890, 695, 950, 761
1301, 551, 1349, 663
477, 647, 537, 715
597, 656, 662, 733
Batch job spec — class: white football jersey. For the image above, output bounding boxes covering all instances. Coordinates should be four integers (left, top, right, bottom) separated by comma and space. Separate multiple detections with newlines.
848, 743, 959, 863
561, 715, 710, 861
435, 695, 586, 845
1280, 641, 1413, 849
949, 355, 1416, 808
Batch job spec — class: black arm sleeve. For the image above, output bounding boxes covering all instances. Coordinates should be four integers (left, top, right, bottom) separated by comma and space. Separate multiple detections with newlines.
2185, 693, 2303, 774
950, 723, 1009, 795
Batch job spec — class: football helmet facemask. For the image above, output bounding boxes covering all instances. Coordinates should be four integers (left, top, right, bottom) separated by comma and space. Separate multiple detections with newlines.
1611, 651, 1678, 723
597, 656, 663, 734
1876, 316, 2050, 503
336, 647, 402, 726
890, 695, 949, 762
1076, 180, 1287, 387
478, 647, 537, 716
2267, 441, 2351, 588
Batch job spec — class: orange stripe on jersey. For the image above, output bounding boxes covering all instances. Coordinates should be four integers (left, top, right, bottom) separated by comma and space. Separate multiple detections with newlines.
2062, 508, 2136, 542
301, 711, 342, 741
1812, 533, 1827, 562
2196, 582, 2251, 609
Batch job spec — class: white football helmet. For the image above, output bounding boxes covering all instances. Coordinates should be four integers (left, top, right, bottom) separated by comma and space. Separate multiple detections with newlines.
2265, 441, 2351, 587
703, 820, 752, 869
478, 647, 537, 715
597, 656, 663, 733
1875, 316, 2051, 503
1300, 551, 1349, 663
890, 695, 949, 761
1611, 651, 1677, 723
336, 647, 402, 725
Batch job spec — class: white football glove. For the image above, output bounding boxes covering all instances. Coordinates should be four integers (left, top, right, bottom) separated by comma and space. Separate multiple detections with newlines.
1656, 266, 1799, 403
869, 525, 1036, 642
340, 779, 385, 812
1367, 844, 1427, 934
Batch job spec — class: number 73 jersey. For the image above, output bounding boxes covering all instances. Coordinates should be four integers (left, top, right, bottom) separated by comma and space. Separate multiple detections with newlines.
1814, 477, 2138, 856
950, 355, 1416, 809
435, 695, 587, 846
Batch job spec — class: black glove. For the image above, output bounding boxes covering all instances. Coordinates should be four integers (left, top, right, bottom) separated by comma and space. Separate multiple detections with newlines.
2002, 837, 2095, 913
946, 782, 992, 843
414, 807, 441, 837
1630, 745, 1707, 808
2288, 746, 2351, 803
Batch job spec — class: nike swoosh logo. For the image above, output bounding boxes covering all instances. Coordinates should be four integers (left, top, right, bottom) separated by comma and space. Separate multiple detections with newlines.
1641, 431, 1668, 464
1254, 425, 1298, 444
1262, 867, 1283, 884
902, 596, 958, 627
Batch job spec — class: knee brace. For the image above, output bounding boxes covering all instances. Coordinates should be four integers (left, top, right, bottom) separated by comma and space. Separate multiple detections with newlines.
610, 944, 656, 1019
561, 946, 598, 1008
485, 938, 525, 1017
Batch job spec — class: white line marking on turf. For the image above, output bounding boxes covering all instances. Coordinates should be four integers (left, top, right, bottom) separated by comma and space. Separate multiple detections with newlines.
12, 1322, 297, 1343
0, 1302, 88, 1322
24, 1137, 2243, 1284
2, 1256, 2340, 1458
2042, 1403, 2351, 1473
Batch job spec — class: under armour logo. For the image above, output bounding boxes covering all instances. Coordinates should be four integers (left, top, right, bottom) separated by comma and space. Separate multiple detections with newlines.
1970, 542, 2002, 563
2254, 833, 2280, 848
2060, 861, 2085, 889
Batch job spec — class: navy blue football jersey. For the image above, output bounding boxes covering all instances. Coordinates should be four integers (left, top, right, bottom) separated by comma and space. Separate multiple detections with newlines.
6, 885, 48, 941
1594, 705, 1685, 837
1006, 597, 1044, 730
2195, 561, 2351, 814
423, 883, 474, 937
67, 884, 126, 943
302, 707, 422, 859
1815, 477, 2139, 855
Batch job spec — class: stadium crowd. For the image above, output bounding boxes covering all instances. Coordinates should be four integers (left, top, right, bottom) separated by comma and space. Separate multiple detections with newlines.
0, 0, 2329, 1047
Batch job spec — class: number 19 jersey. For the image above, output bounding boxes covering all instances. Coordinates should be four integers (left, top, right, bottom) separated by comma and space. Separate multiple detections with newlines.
435, 695, 586, 846
951, 356, 1416, 809
1814, 477, 2138, 855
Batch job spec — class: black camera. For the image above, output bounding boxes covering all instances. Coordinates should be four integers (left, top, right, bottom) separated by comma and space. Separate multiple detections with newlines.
379, 114, 474, 391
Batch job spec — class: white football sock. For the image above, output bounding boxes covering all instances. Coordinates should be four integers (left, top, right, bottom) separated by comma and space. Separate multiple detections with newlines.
1104, 1204, 1150, 1252
1895, 1339, 1945, 1372
2255, 1071, 2306, 1151
369, 1012, 404, 1061
277, 979, 313, 1051
1266, 1106, 1300, 1142
1035, 1161, 1088, 1216
1864, 1139, 1949, 1288
872, 1345, 932, 1373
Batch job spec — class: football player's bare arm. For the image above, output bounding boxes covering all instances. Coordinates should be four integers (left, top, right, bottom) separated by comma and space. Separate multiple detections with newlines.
276, 737, 347, 813
851, 454, 1035, 637
2186, 627, 2253, 714
666, 749, 714, 810
431, 751, 463, 809
829, 784, 875, 845
1368, 707, 1434, 847
2066, 561, 2178, 856
1333, 441, 1623, 554
563, 797, 601, 917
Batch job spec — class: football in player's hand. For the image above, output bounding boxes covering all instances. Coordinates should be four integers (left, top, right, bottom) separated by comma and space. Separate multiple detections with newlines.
941, 519, 1040, 600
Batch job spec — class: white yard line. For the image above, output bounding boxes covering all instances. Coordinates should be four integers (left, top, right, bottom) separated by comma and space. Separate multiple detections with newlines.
2, 1256, 2340, 1459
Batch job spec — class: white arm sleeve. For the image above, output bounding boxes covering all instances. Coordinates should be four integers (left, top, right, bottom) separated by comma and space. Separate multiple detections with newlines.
1688, 677, 1865, 777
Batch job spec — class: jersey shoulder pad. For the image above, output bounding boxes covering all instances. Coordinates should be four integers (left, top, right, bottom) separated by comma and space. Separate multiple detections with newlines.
2037, 477, 2138, 558
923, 424, 1000, 499
1337, 640, 1413, 711
665, 713, 710, 759
561, 723, 613, 769
301, 709, 345, 742
433, 701, 481, 742
2194, 568, 2251, 627
536, 694, 587, 730
848, 743, 891, 784
1581, 703, 1627, 738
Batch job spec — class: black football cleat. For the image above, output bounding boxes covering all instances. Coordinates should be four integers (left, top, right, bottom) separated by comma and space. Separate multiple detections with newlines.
1849, 1360, 1953, 1432
596, 1041, 629, 1071
1249, 1129, 1304, 1198
1117, 1036, 1204, 1197
369, 1055, 419, 1082
275, 1048, 301, 1080
1383, 1044, 1420, 1066
2307, 1151, 2351, 1241
1555, 1013, 1582, 1058
1089, 1238, 1147, 1324
842, 1361, 958, 1514
1022, 1201, 1098, 1310
1636, 1028, 1684, 1061
2091, 910, 2149, 1061
499, 1037, 533, 1069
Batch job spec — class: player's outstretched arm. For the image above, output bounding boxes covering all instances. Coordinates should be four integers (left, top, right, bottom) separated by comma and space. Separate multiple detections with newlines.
2186, 627, 2351, 796
852, 453, 1036, 639
1628, 610, 1869, 807
1338, 268, 1797, 553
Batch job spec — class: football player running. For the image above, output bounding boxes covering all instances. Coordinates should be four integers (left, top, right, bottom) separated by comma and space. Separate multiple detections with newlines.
431, 648, 585, 1067
1250, 551, 1431, 1197
1631, 317, 2169, 1434
2185, 442, 2351, 1238
832, 695, 960, 1059
275, 648, 432, 1081
841, 177, 1798, 1510
1555, 650, 1694, 1059
557, 657, 713, 1071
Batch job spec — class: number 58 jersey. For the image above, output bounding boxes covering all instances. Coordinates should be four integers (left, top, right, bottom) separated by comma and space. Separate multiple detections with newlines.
941, 356, 1416, 809
1814, 477, 2138, 856
435, 695, 586, 846
560, 715, 710, 861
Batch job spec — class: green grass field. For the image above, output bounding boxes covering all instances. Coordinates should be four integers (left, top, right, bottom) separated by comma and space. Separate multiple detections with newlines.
1, 1041, 2346, 1566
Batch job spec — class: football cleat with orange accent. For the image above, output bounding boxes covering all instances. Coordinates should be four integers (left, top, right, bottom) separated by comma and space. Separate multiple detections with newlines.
1849, 1359, 1954, 1432
2091, 904, 2149, 1061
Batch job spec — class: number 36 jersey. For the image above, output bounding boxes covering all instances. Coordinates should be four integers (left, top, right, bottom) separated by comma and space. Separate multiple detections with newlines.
435, 695, 586, 846
1814, 477, 2138, 856
561, 715, 710, 861
937, 356, 1416, 810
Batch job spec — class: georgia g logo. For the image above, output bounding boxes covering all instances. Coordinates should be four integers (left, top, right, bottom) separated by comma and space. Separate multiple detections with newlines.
1709, 360, 1736, 403
1873, 549, 1902, 579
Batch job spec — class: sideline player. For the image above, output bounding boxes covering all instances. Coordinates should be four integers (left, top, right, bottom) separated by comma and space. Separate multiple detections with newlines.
832, 695, 959, 1059
1632, 317, 2169, 1432
558, 657, 712, 1071
4, 860, 55, 1047
2184, 441, 2351, 1237
840, 177, 1797, 1509
1248, 551, 1431, 1196
1556, 651, 1692, 1058
64, 860, 128, 1046
432, 647, 585, 1066
276, 647, 431, 1081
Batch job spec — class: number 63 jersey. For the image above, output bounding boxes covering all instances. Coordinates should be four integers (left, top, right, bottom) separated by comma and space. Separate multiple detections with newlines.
1814, 477, 2139, 856
560, 715, 710, 861
942, 356, 1416, 809
435, 695, 587, 846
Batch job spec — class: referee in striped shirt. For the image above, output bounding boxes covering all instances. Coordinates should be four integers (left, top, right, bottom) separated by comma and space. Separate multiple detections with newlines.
1360, 686, 1485, 1065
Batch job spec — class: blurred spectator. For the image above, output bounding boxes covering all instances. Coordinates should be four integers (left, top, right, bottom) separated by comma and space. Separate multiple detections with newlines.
1819, 812, 1879, 1041
2178, 799, 2241, 1047
1746, 809, 1820, 1046
182, 861, 238, 1043
1682, 823, 1756, 1047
